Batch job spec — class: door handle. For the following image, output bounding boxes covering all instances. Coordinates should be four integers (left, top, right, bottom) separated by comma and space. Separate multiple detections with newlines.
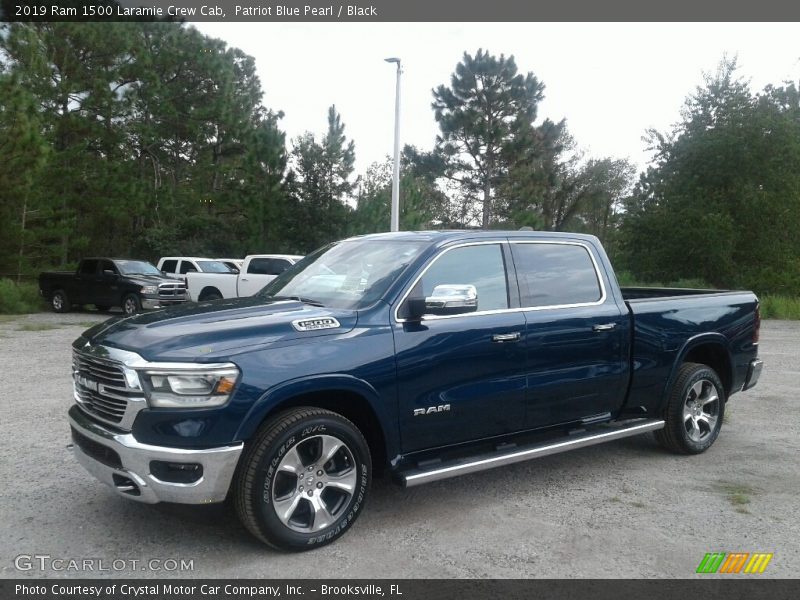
592, 323, 617, 332
492, 332, 521, 343
241, 278, 249, 282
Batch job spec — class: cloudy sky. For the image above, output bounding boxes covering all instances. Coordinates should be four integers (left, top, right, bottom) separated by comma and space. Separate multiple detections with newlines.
194, 22, 799, 175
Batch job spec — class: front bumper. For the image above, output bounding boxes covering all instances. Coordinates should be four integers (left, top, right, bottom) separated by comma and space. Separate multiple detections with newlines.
68, 405, 242, 504
141, 297, 187, 310
742, 358, 764, 391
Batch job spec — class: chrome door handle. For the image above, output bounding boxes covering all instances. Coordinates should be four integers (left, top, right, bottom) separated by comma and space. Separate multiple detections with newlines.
241, 278, 249, 282
492, 332, 521, 343
592, 323, 617, 332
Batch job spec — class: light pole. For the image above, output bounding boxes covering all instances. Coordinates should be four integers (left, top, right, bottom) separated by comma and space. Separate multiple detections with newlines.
385, 57, 401, 232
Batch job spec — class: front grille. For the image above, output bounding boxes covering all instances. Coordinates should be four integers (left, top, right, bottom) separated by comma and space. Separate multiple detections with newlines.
71, 426, 122, 469
158, 282, 187, 299
72, 352, 137, 425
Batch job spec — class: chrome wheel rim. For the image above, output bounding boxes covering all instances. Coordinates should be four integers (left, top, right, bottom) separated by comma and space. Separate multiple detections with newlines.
53, 294, 63, 310
271, 434, 358, 533
683, 379, 720, 442
124, 298, 136, 315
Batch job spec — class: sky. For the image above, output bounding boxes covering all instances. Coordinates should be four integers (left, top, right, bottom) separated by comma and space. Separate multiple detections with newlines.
193, 22, 800, 175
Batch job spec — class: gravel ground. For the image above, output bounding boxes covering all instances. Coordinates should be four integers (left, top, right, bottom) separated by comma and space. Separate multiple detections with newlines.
0, 312, 797, 578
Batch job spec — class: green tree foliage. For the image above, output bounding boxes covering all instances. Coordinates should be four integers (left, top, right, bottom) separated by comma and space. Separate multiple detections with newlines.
285, 105, 357, 250
352, 146, 452, 234
0, 21, 294, 276
432, 49, 545, 228
620, 58, 800, 294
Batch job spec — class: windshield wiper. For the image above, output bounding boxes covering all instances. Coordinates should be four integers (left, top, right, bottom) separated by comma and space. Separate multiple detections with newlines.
266, 295, 325, 307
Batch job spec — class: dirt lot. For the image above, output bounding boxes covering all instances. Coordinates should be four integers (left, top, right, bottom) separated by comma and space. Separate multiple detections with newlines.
0, 311, 797, 578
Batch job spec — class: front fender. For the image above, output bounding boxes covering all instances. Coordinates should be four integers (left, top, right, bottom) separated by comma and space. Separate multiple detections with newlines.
235, 373, 398, 457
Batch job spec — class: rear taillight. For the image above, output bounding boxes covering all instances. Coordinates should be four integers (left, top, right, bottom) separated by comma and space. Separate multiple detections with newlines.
753, 303, 761, 343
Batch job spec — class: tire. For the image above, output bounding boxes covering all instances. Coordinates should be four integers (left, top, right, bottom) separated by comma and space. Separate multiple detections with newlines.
122, 294, 141, 316
51, 290, 70, 313
234, 407, 371, 552
95, 305, 110, 312
200, 289, 222, 301
655, 362, 726, 454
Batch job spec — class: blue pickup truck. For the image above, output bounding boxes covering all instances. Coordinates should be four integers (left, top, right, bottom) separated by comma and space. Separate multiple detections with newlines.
68, 231, 763, 551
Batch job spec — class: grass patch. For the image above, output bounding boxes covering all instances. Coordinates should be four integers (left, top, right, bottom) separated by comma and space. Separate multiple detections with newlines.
17, 322, 62, 332
760, 295, 800, 320
0, 279, 46, 314
630, 500, 646, 508
715, 481, 756, 512
609, 496, 622, 503
0, 315, 20, 323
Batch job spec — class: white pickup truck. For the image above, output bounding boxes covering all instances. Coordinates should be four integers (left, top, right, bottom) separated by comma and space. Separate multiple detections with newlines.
186, 254, 303, 301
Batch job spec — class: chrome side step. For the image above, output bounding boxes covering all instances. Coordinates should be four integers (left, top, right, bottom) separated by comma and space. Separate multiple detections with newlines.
400, 419, 665, 487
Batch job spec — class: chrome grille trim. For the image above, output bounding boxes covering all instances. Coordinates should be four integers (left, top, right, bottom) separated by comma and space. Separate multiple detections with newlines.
72, 351, 147, 431
157, 282, 187, 299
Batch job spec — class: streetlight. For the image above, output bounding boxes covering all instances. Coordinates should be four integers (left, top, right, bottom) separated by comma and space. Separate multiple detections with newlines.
385, 57, 402, 232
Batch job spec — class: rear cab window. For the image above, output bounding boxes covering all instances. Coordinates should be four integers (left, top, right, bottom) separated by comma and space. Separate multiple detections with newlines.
79, 260, 98, 276
511, 242, 603, 308
248, 258, 291, 276
161, 259, 178, 273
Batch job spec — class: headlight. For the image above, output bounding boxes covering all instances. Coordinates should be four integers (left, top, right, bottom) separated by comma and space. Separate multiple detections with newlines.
140, 366, 240, 408
141, 285, 158, 295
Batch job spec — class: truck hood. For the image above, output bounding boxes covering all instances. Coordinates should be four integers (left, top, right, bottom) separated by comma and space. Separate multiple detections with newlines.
125, 274, 181, 286
81, 296, 358, 362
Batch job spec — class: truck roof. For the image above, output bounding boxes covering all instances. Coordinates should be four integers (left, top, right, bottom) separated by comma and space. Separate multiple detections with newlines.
346, 230, 601, 245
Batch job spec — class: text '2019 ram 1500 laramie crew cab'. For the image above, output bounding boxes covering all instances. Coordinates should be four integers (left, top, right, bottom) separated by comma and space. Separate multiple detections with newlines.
67, 231, 763, 551
40, 258, 188, 316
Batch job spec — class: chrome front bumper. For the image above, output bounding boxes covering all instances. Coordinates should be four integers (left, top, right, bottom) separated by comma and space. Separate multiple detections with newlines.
68, 405, 242, 504
141, 298, 187, 310
743, 358, 764, 391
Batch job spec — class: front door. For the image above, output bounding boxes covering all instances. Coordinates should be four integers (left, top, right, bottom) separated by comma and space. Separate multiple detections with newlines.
393, 242, 527, 452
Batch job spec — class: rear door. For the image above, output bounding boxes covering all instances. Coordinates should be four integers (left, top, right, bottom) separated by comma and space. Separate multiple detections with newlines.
96, 260, 121, 306
238, 257, 292, 296
74, 259, 99, 304
510, 240, 627, 428
393, 242, 528, 452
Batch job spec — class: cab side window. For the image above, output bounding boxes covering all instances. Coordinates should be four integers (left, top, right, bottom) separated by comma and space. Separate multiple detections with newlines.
161, 259, 178, 273
415, 244, 509, 313
511, 243, 602, 308
179, 261, 197, 274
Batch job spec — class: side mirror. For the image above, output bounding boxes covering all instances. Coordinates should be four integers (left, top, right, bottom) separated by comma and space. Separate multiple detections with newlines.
102, 269, 117, 278
407, 284, 478, 319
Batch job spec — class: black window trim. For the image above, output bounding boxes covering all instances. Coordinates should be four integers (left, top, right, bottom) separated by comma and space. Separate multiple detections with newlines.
394, 239, 607, 323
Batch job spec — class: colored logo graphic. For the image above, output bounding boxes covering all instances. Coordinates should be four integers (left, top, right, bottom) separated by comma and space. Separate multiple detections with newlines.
696, 552, 773, 574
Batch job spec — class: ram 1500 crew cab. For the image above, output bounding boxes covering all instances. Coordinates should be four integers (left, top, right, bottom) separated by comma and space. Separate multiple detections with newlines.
40, 258, 187, 315
186, 254, 303, 301
67, 231, 762, 551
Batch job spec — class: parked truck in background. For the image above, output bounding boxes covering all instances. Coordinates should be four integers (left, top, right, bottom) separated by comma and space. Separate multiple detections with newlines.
67, 231, 762, 551
186, 254, 303, 301
157, 257, 236, 279
39, 258, 187, 315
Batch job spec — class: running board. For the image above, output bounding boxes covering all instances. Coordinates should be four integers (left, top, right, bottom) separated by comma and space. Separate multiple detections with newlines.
399, 419, 665, 487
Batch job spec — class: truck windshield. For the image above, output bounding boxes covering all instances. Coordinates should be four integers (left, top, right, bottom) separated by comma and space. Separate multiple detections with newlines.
115, 260, 162, 276
259, 240, 427, 310
197, 260, 235, 273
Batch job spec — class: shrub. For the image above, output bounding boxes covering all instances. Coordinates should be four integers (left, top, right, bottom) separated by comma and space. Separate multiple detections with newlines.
0, 279, 45, 314
760, 295, 800, 320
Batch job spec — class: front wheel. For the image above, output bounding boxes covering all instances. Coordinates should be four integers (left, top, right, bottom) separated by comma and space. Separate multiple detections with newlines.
51, 290, 70, 313
655, 362, 725, 454
234, 407, 371, 551
122, 294, 141, 316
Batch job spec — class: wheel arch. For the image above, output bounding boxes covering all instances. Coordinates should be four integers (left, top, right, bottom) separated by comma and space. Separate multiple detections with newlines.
199, 286, 222, 301
661, 334, 734, 409
237, 375, 393, 473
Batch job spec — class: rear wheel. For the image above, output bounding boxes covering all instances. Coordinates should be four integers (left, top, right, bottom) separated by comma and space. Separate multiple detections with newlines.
655, 362, 725, 454
199, 289, 222, 301
51, 290, 70, 313
122, 294, 140, 316
234, 407, 371, 551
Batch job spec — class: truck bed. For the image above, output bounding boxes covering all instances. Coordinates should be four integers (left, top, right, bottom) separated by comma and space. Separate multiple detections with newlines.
620, 286, 735, 300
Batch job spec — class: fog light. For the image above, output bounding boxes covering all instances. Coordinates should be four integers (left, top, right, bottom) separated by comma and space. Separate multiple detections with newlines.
150, 461, 203, 484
